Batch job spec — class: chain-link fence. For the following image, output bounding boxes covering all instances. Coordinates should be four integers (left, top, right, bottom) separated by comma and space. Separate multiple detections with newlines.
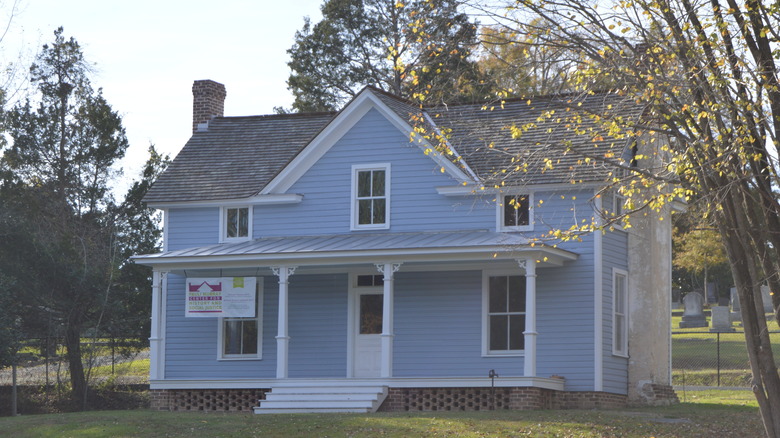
672, 330, 780, 388
0, 337, 149, 387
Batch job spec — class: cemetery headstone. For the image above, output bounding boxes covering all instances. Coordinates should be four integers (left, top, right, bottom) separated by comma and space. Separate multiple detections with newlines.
679, 292, 708, 328
710, 306, 735, 332
761, 285, 774, 314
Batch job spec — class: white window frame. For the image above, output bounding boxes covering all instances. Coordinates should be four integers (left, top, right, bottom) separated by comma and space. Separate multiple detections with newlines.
350, 163, 390, 230
220, 206, 252, 242
482, 270, 526, 357
217, 278, 263, 360
496, 192, 534, 232
612, 268, 629, 357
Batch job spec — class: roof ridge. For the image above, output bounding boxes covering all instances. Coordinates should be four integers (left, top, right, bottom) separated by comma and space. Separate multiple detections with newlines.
213, 112, 336, 121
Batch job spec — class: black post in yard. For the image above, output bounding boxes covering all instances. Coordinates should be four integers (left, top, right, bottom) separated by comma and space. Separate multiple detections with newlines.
717, 332, 721, 387
488, 369, 498, 410
111, 338, 115, 375
11, 362, 18, 416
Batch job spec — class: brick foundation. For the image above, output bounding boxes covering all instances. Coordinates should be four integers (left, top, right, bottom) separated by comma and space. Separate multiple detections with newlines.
150, 389, 268, 412
629, 383, 679, 406
149, 386, 665, 413
378, 387, 630, 412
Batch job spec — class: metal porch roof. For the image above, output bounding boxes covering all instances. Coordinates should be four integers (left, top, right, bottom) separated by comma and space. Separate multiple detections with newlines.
132, 230, 578, 270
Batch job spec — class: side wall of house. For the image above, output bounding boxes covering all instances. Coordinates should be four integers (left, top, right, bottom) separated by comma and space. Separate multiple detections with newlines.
602, 224, 629, 395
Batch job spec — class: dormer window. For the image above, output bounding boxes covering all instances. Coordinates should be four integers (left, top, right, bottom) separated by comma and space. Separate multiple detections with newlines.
222, 206, 251, 241
351, 164, 390, 230
498, 193, 533, 232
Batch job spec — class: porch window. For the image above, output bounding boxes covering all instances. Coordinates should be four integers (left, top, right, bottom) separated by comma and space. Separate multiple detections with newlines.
351, 164, 390, 230
486, 275, 526, 354
498, 193, 533, 231
613, 269, 629, 357
218, 282, 262, 360
222, 206, 251, 241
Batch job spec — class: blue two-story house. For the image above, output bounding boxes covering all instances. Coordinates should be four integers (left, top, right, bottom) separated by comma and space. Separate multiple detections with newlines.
133, 80, 677, 413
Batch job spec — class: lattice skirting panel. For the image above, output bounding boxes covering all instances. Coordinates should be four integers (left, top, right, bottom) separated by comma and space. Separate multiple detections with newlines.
378, 388, 631, 412
379, 388, 513, 412
150, 389, 268, 412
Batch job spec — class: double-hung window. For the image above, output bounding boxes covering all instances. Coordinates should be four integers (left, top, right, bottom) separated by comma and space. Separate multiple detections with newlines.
498, 193, 533, 231
485, 275, 526, 355
613, 269, 629, 357
222, 206, 251, 241
351, 164, 390, 230
219, 280, 262, 360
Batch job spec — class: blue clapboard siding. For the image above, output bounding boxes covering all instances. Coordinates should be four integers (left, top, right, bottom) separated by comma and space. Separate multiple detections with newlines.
601, 227, 630, 394
287, 273, 348, 378
166, 207, 219, 250
393, 270, 525, 377
163, 265, 600, 384
164, 274, 278, 379
257, 108, 493, 237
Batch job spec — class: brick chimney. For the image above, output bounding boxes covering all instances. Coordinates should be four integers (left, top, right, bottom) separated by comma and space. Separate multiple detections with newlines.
192, 80, 226, 133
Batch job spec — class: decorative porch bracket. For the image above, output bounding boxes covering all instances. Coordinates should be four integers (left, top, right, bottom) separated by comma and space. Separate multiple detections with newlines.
271, 266, 297, 379
149, 270, 168, 380
375, 263, 402, 378
517, 258, 538, 377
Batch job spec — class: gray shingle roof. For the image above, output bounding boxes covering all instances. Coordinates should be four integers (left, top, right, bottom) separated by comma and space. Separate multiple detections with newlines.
144, 112, 334, 203
144, 88, 645, 204
428, 93, 646, 187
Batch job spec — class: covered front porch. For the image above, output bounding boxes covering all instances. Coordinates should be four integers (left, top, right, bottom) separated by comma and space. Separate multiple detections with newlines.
134, 230, 579, 412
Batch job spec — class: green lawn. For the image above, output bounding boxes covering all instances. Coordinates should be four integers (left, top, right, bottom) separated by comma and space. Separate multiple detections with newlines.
0, 390, 763, 438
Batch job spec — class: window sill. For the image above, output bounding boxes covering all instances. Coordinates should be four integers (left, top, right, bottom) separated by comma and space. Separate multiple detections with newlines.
218, 356, 263, 361
498, 226, 534, 233
350, 224, 390, 231
612, 352, 629, 359
220, 237, 252, 244
482, 352, 525, 358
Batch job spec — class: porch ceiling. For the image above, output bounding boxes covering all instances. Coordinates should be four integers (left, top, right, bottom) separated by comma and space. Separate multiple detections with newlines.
132, 230, 578, 270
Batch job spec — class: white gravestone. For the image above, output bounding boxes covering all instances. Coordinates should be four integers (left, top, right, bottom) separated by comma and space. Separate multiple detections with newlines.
710, 306, 735, 332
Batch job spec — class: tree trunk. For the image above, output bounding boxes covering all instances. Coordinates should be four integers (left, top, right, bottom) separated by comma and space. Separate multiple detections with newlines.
64, 322, 87, 409
720, 193, 780, 438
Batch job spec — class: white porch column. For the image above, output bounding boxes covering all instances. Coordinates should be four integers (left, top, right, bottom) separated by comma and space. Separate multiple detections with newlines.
376, 263, 401, 378
272, 266, 296, 379
519, 259, 538, 377
149, 270, 167, 380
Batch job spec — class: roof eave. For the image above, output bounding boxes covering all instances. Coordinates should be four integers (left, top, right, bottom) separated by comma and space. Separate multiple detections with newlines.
131, 245, 578, 270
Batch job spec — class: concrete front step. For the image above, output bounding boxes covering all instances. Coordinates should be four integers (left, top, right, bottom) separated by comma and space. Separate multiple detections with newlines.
270, 386, 386, 394
254, 385, 388, 414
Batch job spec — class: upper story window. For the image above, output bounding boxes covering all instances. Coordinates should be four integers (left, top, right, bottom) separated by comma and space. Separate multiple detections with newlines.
221, 206, 251, 241
497, 193, 533, 232
351, 164, 390, 230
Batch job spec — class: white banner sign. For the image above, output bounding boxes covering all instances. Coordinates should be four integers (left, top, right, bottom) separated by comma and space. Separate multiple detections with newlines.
185, 277, 256, 318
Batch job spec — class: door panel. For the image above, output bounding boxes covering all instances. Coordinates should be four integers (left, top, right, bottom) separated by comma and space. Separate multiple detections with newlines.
354, 291, 382, 377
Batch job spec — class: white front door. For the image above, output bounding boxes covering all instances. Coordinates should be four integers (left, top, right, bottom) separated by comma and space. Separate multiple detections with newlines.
353, 290, 383, 377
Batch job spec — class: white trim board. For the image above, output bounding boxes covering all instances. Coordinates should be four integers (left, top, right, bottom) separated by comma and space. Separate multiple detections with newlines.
150, 376, 566, 391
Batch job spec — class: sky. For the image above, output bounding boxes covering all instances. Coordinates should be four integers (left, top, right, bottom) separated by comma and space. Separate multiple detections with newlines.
2, 0, 324, 187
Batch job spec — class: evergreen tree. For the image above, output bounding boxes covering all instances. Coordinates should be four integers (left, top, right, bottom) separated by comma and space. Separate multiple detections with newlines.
286, 0, 494, 111
0, 27, 165, 408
